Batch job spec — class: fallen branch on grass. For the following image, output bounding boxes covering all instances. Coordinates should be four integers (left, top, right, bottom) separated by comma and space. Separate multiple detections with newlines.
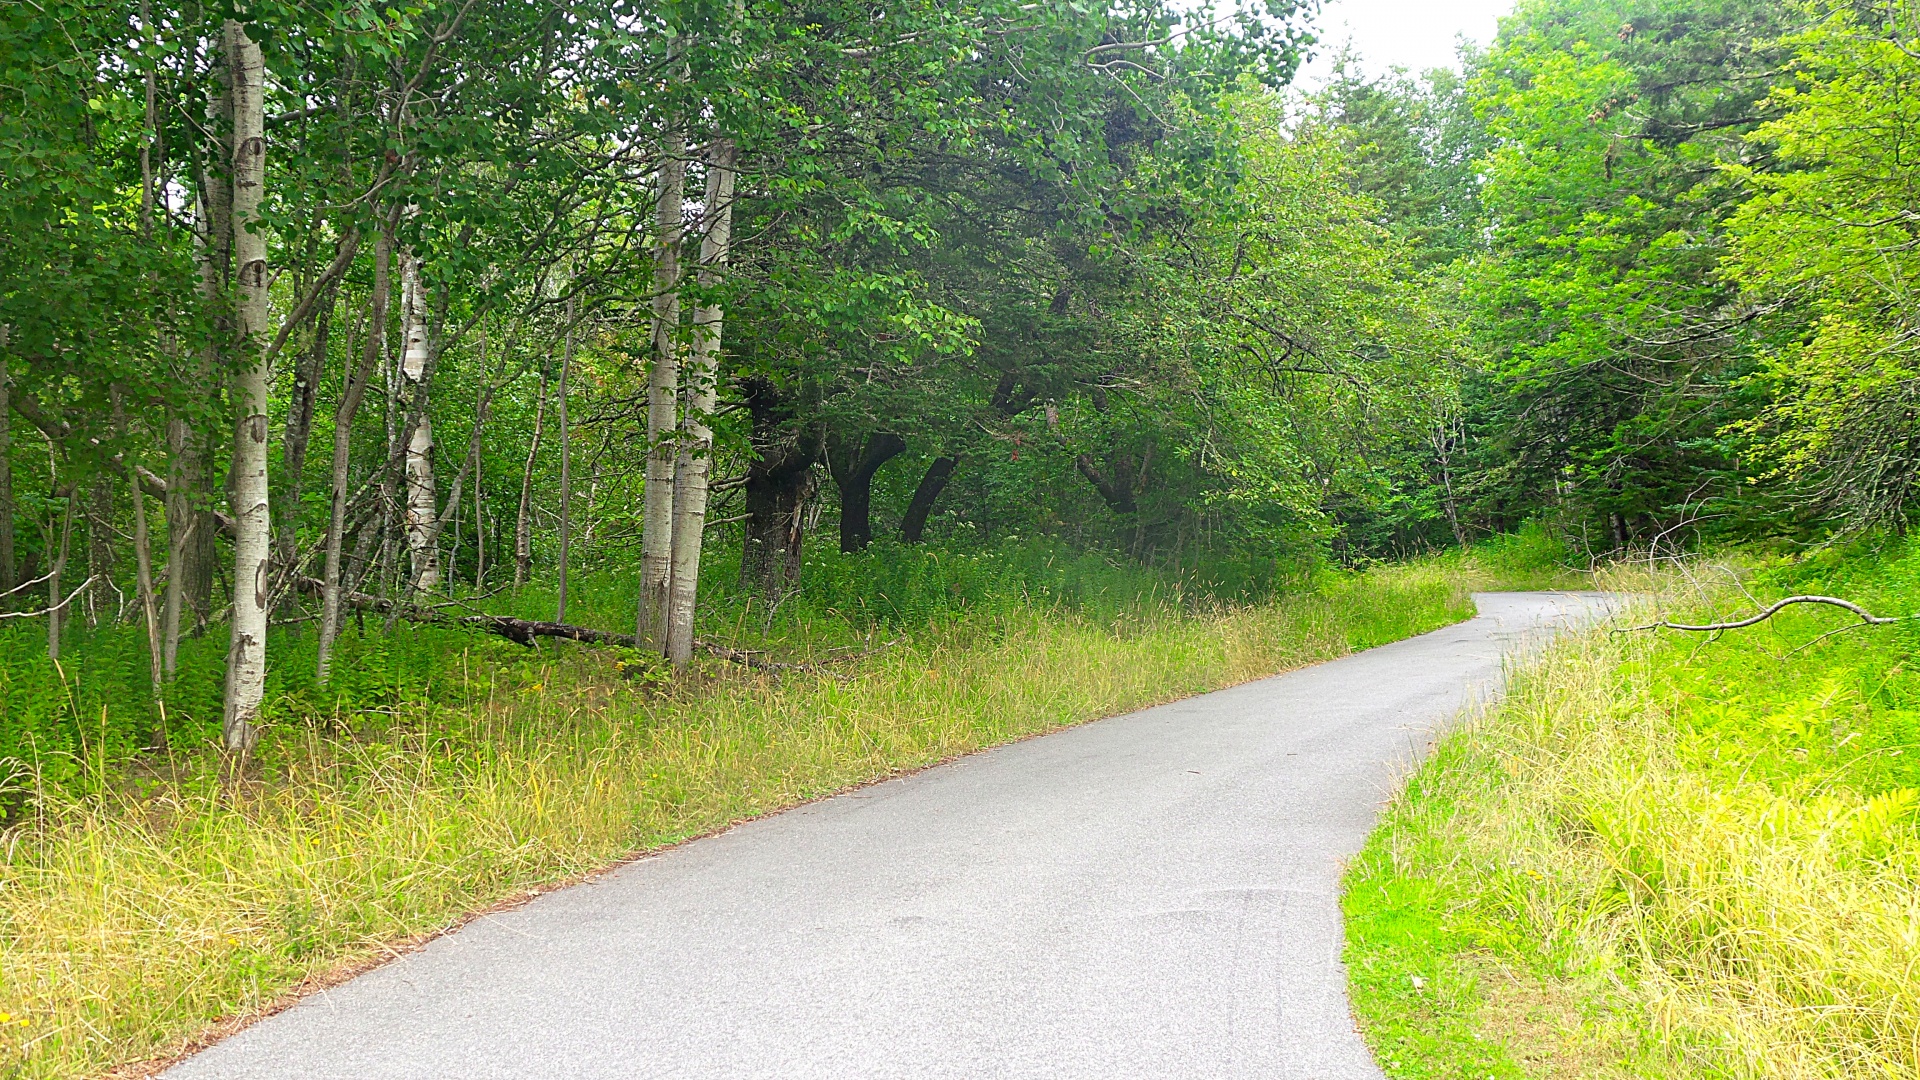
293, 577, 831, 673
1615, 595, 1910, 635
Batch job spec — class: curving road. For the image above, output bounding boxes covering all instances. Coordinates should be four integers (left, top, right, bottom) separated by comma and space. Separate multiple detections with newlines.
167, 592, 1611, 1080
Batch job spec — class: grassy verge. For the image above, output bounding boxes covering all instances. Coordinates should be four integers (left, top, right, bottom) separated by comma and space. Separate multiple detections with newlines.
2, 558, 1479, 1079
1346, 541, 1920, 1078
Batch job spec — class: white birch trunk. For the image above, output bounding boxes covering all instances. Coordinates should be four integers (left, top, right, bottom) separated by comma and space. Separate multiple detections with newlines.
666, 137, 736, 667
221, 18, 270, 754
400, 253, 440, 593
639, 132, 685, 646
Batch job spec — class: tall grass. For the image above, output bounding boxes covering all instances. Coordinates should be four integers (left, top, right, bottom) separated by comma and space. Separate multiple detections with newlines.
1346, 542, 1920, 1078
0, 538, 1309, 789
1, 556, 1477, 1079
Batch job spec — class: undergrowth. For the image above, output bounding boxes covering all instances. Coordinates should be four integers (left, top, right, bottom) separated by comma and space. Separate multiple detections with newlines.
1346, 538, 1920, 1078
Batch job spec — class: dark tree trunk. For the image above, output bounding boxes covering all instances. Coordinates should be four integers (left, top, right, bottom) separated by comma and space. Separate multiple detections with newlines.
826, 431, 905, 552
277, 288, 329, 573
87, 474, 116, 627
0, 359, 15, 596
740, 377, 822, 601
900, 456, 956, 544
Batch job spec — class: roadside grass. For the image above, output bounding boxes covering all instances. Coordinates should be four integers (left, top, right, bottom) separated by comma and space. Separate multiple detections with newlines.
1346, 539, 1920, 1078
0, 554, 1487, 1079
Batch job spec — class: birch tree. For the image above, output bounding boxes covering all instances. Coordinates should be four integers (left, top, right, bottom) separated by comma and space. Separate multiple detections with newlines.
638, 133, 685, 646
400, 253, 440, 594
221, 17, 270, 754
665, 137, 735, 665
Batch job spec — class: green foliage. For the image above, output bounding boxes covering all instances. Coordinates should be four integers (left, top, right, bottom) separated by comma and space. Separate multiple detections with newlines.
1454, 0, 1793, 541
1723, 5, 1920, 530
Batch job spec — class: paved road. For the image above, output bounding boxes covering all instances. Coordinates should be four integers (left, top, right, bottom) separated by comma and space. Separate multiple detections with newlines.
169, 592, 1610, 1080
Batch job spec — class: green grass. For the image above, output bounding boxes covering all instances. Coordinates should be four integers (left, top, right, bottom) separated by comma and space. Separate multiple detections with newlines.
0, 547, 1492, 1079
1346, 538, 1920, 1079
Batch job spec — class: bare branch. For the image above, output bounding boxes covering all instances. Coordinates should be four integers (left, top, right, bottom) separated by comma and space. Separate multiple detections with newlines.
0, 576, 99, 620
1616, 595, 1909, 634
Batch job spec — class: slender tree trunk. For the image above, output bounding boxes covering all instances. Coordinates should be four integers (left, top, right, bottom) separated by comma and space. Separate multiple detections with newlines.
666, 137, 735, 666
160, 451, 198, 676
432, 329, 502, 596
317, 225, 392, 684
556, 296, 576, 624
377, 302, 400, 599
826, 431, 906, 553
48, 492, 74, 661
639, 131, 685, 646
514, 367, 546, 588
221, 18, 270, 754
400, 253, 440, 594
129, 471, 163, 743
0, 353, 14, 596
109, 386, 164, 739
168, 33, 230, 674
86, 475, 115, 627
900, 457, 957, 543
278, 287, 329, 574
473, 438, 486, 589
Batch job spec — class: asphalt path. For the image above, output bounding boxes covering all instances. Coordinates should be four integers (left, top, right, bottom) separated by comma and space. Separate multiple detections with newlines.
168, 591, 1612, 1080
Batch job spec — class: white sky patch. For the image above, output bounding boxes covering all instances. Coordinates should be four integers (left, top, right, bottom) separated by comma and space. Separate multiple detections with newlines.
1292, 0, 1512, 85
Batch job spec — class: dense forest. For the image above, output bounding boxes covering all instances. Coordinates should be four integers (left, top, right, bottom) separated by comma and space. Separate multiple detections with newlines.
10, 0, 1914, 750
8, 0, 1920, 1072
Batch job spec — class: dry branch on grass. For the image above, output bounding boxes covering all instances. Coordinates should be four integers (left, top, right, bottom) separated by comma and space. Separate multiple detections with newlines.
1616, 594, 1909, 634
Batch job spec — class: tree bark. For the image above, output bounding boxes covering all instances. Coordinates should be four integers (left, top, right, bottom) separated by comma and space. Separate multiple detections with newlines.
639, 131, 686, 646
221, 17, 270, 754
167, 35, 229, 672
278, 286, 329, 575
666, 136, 735, 667
556, 295, 576, 624
473, 435, 486, 589
0, 354, 15, 596
317, 223, 392, 685
85, 474, 116, 627
826, 431, 906, 553
900, 456, 957, 543
400, 253, 440, 594
48, 491, 75, 661
129, 468, 163, 743
740, 377, 822, 602
468, 342, 489, 591
514, 366, 546, 588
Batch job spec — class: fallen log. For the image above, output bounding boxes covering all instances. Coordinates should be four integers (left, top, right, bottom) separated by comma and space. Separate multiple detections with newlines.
294, 577, 818, 672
